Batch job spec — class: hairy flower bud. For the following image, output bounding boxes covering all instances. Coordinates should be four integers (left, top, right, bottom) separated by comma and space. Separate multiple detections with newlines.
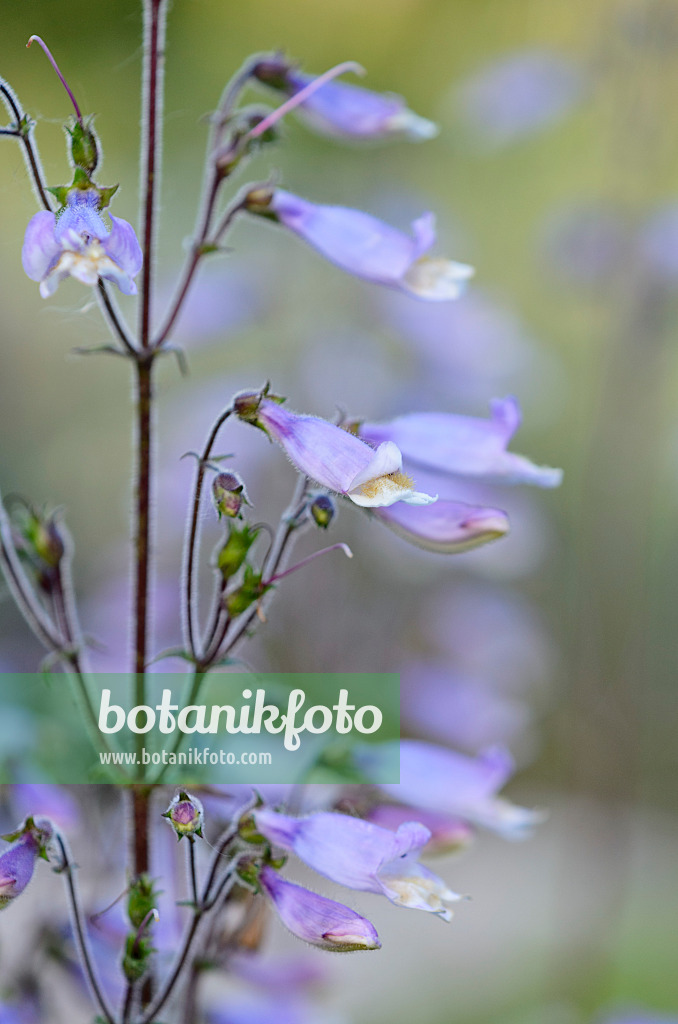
68, 119, 99, 174
225, 566, 269, 618
162, 791, 204, 841
217, 524, 259, 580
23, 511, 65, 570
127, 874, 160, 929
309, 493, 336, 529
213, 472, 248, 520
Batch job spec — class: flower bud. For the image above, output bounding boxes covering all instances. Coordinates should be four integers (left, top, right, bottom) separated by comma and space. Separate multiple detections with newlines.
68, 118, 99, 174
243, 187, 276, 218
212, 472, 248, 520
122, 908, 159, 984
162, 791, 204, 841
309, 493, 336, 529
127, 873, 160, 929
225, 566, 269, 618
217, 523, 259, 580
26, 514, 65, 570
214, 109, 278, 177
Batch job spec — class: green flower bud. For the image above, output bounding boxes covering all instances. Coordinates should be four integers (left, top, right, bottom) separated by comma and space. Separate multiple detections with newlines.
225, 566, 270, 618
127, 874, 160, 930
122, 924, 156, 983
217, 523, 259, 580
67, 118, 99, 174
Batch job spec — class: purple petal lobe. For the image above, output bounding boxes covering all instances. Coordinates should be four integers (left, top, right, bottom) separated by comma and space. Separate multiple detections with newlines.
260, 866, 381, 951
104, 215, 143, 278
373, 499, 509, 553
22, 212, 60, 281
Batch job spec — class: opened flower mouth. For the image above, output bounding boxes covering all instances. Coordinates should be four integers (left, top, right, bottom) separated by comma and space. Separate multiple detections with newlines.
22, 188, 143, 298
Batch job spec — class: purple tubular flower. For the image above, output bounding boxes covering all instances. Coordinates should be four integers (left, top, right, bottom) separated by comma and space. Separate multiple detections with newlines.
259, 866, 381, 951
22, 189, 142, 297
0, 833, 40, 910
236, 393, 436, 507
267, 190, 473, 300
254, 808, 461, 919
371, 498, 509, 553
272, 68, 439, 142
363, 740, 545, 840
360, 397, 563, 488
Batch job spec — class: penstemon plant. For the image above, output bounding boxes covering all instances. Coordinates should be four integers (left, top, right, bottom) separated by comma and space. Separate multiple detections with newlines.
0, 4, 562, 1023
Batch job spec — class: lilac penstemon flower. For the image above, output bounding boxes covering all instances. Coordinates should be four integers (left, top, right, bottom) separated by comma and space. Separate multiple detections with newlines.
259, 866, 381, 952
253, 59, 438, 142
247, 188, 473, 300
22, 188, 142, 298
0, 817, 54, 910
253, 808, 461, 920
360, 740, 545, 840
234, 391, 437, 508
359, 396, 563, 488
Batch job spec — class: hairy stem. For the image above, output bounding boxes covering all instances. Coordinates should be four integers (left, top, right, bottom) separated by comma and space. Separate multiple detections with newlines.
97, 281, 138, 355
183, 408, 232, 660
139, 0, 167, 349
55, 834, 116, 1024
0, 81, 52, 211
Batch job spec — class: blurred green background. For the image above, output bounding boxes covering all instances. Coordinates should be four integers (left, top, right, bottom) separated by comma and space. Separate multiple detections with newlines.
1, 1, 678, 1022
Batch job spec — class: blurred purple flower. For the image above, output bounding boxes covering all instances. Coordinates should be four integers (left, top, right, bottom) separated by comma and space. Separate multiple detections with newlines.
11, 784, 79, 831
458, 50, 583, 147
259, 865, 381, 951
22, 189, 142, 297
265, 190, 474, 300
254, 808, 461, 918
257, 63, 438, 142
236, 393, 437, 507
639, 203, 678, 283
367, 804, 473, 853
541, 203, 628, 286
400, 660, 533, 752
360, 397, 563, 488
379, 289, 547, 404
421, 582, 554, 696
156, 260, 266, 348
361, 740, 545, 839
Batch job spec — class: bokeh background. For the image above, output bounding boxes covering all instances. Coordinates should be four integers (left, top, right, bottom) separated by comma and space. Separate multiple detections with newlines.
1, 1, 678, 1022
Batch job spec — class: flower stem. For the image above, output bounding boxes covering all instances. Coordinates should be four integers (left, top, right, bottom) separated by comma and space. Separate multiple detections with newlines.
97, 281, 138, 355
183, 408, 232, 661
0, 80, 52, 211
55, 834, 116, 1024
139, 0, 167, 349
